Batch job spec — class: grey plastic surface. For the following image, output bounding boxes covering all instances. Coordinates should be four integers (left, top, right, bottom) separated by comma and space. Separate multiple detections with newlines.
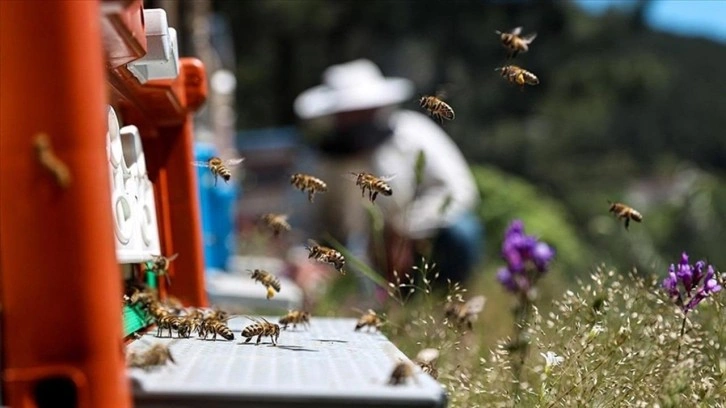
128, 317, 447, 408
206, 255, 303, 311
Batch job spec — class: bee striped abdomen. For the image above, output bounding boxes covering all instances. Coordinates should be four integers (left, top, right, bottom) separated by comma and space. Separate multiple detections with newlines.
290, 173, 328, 202
419, 96, 455, 122
210, 322, 234, 340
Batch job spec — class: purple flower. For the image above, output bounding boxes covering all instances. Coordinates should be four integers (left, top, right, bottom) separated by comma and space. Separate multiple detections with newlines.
498, 220, 555, 294
662, 252, 722, 313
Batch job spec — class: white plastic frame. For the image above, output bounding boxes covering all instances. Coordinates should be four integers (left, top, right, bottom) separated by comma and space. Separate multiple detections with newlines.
107, 106, 161, 263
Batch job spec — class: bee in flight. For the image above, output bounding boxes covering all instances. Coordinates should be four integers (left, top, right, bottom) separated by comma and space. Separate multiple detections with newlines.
248, 269, 282, 300
279, 310, 311, 330
608, 201, 642, 230
388, 361, 416, 386
495, 26, 537, 58
354, 309, 383, 332
241, 316, 281, 346
259, 213, 291, 237
419, 93, 455, 124
192, 157, 245, 186
290, 173, 328, 203
306, 239, 345, 274
348, 172, 394, 203
127, 342, 176, 371
144, 253, 179, 286
414, 348, 440, 379
495, 65, 540, 89
444, 295, 486, 331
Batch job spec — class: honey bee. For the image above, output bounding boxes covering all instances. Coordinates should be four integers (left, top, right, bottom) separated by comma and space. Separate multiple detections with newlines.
127, 343, 176, 371
144, 253, 179, 286
348, 172, 394, 203
608, 201, 643, 230
155, 315, 181, 338
444, 295, 486, 331
241, 317, 280, 346
197, 315, 234, 341
388, 361, 415, 386
279, 310, 311, 330
176, 315, 199, 338
305, 239, 345, 274
260, 213, 291, 237
248, 269, 282, 300
415, 348, 440, 379
419, 93, 455, 124
354, 309, 383, 332
192, 157, 245, 186
495, 65, 540, 89
290, 173, 328, 202
495, 26, 537, 58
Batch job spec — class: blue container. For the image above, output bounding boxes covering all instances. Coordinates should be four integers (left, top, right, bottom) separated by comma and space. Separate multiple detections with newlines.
194, 142, 239, 271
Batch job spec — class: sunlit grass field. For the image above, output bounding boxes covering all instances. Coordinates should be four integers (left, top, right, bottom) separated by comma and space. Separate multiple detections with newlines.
312, 256, 725, 407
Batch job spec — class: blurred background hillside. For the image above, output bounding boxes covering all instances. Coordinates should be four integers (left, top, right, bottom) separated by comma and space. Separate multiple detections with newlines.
153, 0, 726, 283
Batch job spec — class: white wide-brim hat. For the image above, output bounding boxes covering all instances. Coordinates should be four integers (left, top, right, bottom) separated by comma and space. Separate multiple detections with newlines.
294, 59, 414, 120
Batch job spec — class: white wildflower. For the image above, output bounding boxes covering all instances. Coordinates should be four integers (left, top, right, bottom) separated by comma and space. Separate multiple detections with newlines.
541, 351, 564, 374
587, 324, 605, 340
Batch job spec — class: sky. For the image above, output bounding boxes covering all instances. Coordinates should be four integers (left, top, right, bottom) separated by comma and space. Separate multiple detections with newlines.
575, 0, 726, 43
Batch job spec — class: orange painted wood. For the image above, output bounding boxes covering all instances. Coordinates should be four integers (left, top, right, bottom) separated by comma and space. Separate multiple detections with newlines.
143, 59, 209, 307
0, 1, 131, 407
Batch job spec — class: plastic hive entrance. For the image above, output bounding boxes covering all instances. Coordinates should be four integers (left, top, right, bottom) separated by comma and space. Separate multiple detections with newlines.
127, 318, 447, 408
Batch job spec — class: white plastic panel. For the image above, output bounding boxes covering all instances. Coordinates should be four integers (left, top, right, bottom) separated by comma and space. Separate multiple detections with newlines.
127, 9, 180, 84
107, 107, 161, 263
127, 318, 447, 408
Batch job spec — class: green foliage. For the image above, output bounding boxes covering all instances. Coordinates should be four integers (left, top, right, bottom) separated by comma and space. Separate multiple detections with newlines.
473, 165, 590, 276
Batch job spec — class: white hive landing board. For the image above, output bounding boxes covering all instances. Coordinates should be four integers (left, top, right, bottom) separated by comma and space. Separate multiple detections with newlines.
128, 317, 447, 408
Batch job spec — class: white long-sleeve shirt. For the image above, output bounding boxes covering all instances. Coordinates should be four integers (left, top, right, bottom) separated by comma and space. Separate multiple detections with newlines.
294, 109, 478, 245
372, 110, 479, 240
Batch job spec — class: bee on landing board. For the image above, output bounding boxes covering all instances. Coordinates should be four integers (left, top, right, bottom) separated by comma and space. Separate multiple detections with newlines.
495, 65, 540, 89
290, 173, 328, 203
419, 93, 455, 124
145, 253, 178, 286
495, 26, 537, 58
414, 348, 440, 379
197, 315, 234, 341
354, 309, 383, 332
347, 172, 394, 203
608, 201, 642, 230
260, 213, 291, 237
279, 310, 311, 330
388, 361, 416, 386
444, 295, 486, 331
155, 315, 181, 338
305, 239, 346, 274
192, 157, 245, 186
127, 342, 176, 371
248, 269, 282, 300
241, 317, 280, 346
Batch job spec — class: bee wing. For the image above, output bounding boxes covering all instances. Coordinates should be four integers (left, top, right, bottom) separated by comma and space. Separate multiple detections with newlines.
416, 348, 440, 363
306, 238, 320, 248
342, 172, 361, 181
522, 32, 537, 43
242, 315, 259, 323
510, 26, 523, 35
166, 253, 179, 262
378, 174, 397, 182
464, 295, 486, 315
191, 161, 210, 168
223, 158, 245, 167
